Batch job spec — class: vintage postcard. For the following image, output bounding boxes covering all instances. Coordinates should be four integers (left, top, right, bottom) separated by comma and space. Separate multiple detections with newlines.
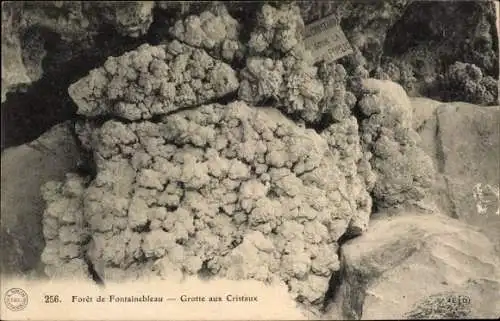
1, 1, 499, 320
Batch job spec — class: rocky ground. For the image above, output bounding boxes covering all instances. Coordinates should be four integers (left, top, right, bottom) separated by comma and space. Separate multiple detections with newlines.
1, 1, 499, 320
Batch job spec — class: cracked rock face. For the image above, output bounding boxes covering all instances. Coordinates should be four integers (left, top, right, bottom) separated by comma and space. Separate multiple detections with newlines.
41, 101, 372, 312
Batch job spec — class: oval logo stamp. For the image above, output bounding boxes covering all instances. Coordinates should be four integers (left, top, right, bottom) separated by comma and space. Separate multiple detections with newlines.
4, 288, 28, 311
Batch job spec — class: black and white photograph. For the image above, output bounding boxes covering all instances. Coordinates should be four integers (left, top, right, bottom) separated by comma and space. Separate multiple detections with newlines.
1, 0, 499, 319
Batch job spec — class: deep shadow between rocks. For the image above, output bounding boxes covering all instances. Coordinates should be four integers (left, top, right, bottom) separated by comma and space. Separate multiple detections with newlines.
321, 227, 362, 313
381, 0, 499, 103
1, 21, 167, 151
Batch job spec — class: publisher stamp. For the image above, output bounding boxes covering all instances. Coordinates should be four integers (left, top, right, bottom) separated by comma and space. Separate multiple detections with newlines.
304, 14, 353, 63
4, 288, 29, 311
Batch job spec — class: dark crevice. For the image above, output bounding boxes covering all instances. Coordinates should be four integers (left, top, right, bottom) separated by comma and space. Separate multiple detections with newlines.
370, 196, 382, 215
434, 109, 446, 174
216, 91, 239, 106
132, 220, 151, 233
112, 90, 241, 125
74, 151, 97, 179
86, 262, 104, 286
144, 7, 178, 46
345, 268, 368, 320
230, 235, 243, 249
434, 109, 459, 216
322, 264, 343, 312
83, 250, 104, 286
166, 205, 179, 212
442, 176, 459, 220
351, 98, 369, 126
307, 111, 334, 133
351, 95, 382, 216
1, 23, 152, 151
197, 260, 215, 280
337, 229, 360, 246
226, 2, 262, 45
322, 226, 361, 312
83, 112, 138, 126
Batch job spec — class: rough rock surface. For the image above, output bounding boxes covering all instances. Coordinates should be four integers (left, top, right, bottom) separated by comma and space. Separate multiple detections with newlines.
0, 122, 81, 276
2, 3, 498, 319
433, 61, 498, 105
169, 3, 245, 63
41, 101, 372, 314
237, 4, 365, 125
1, 2, 37, 102
298, 0, 412, 72
413, 100, 500, 252
1, 1, 156, 102
409, 97, 442, 132
36, 5, 380, 314
238, 4, 326, 124
34, 5, 448, 314
88, 1, 155, 38
356, 79, 435, 210
68, 42, 239, 121
299, 0, 499, 104
381, 0, 499, 104
326, 213, 500, 320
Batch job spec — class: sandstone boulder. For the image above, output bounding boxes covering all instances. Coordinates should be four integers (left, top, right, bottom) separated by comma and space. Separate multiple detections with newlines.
0, 122, 81, 276
326, 213, 500, 319
412, 100, 500, 252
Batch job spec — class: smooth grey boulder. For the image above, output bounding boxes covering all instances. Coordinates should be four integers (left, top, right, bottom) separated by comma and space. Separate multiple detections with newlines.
411, 99, 500, 253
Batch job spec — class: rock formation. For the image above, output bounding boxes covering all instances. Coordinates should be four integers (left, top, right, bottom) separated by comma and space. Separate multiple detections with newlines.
0, 122, 82, 276
325, 213, 500, 319
1, 1, 498, 319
